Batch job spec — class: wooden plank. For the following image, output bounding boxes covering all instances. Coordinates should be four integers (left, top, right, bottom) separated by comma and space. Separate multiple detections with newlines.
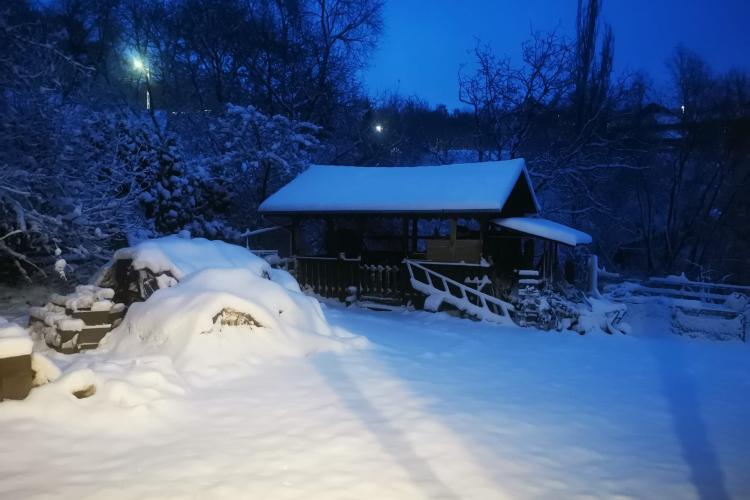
633, 285, 729, 301
411, 217, 418, 255
648, 277, 750, 292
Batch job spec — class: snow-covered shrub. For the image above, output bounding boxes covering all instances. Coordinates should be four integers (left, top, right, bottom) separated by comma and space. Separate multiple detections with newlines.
138, 135, 237, 240
0, 105, 161, 282
573, 297, 630, 335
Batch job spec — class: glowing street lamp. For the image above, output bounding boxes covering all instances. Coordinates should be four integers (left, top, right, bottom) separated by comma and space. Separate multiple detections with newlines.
132, 57, 145, 72
132, 55, 151, 110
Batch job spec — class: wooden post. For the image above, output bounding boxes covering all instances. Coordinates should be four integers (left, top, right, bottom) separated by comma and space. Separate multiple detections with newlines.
411, 217, 418, 255
450, 216, 457, 261
325, 217, 334, 256
546, 242, 556, 286
551, 242, 558, 286
290, 217, 299, 257
479, 216, 489, 258
401, 217, 409, 257
589, 254, 602, 298
356, 216, 366, 254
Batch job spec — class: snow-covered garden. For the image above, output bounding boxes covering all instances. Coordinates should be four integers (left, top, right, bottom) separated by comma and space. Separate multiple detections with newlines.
1, 237, 749, 499
2, 0, 749, 498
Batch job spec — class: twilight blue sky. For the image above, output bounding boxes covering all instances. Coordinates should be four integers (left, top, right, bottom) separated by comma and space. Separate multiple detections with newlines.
362, 0, 750, 109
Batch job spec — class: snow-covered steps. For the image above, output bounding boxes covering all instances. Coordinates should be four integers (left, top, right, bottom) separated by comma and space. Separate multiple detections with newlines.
29, 286, 126, 353
405, 260, 515, 325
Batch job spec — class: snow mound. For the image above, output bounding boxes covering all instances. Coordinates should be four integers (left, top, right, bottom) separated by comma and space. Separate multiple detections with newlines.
0, 317, 33, 358
31, 353, 61, 386
9, 357, 187, 424
111, 235, 271, 280
102, 267, 364, 383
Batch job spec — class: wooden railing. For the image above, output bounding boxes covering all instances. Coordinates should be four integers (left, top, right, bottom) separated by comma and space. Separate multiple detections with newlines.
294, 256, 498, 307
295, 256, 359, 300
597, 267, 750, 306
420, 261, 494, 293
405, 260, 514, 324
594, 261, 748, 341
359, 263, 407, 301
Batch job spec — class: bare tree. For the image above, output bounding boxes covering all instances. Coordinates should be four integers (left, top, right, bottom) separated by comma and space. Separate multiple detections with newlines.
459, 30, 571, 161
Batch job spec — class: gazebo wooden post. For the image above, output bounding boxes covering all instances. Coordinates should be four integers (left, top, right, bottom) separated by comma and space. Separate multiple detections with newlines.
551, 242, 558, 285
325, 216, 335, 257
401, 216, 409, 257
411, 217, 418, 255
449, 216, 458, 261
290, 217, 299, 257
479, 216, 489, 258
356, 216, 366, 257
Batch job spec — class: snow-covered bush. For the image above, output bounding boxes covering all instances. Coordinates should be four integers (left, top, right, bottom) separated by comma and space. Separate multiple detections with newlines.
0, 102, 162, 282
138, 135, 236, 240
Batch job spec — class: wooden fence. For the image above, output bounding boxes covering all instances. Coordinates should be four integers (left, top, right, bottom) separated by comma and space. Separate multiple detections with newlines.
293, 256, 492, 305
592, 259, 748, 341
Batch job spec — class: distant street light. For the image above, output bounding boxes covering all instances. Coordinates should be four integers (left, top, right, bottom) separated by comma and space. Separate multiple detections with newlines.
132, 55, 151, 110
374, 123, 384, 133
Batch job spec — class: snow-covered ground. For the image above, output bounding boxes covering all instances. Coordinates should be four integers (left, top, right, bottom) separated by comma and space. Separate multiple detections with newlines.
1, 297, 749, 499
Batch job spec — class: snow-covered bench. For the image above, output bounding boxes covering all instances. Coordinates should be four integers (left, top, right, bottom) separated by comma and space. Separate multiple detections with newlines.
672, 304, 746, 342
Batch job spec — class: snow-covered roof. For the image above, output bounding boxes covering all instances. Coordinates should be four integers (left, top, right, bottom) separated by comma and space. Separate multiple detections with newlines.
493, 217, 592, 246
259, 159, 540, 214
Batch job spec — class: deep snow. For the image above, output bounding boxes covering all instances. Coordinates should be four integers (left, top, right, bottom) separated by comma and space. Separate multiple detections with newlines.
1, 298, 749, 499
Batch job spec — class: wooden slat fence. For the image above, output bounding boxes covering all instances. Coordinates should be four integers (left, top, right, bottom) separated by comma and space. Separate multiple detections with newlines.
294, 256, 496, 307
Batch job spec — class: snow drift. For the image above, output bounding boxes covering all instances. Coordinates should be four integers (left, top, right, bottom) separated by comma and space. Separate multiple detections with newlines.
101, 267, 363, 383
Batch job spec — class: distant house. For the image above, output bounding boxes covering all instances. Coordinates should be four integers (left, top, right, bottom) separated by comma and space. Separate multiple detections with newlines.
259, 160, 591, 321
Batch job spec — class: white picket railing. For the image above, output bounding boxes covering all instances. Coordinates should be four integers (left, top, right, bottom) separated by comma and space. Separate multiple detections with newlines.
405, 260, 514, 324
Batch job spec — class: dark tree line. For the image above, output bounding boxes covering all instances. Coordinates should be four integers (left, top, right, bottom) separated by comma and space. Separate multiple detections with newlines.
1, 0, 748, 284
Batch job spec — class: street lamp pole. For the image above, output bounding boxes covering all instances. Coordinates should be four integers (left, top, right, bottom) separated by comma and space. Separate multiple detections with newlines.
133, 56, 151, 110
145, 66, 151, 111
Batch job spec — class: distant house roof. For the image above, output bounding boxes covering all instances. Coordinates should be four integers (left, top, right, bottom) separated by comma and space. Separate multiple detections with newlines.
259, 159, 540, 215
493, 217, 592, 246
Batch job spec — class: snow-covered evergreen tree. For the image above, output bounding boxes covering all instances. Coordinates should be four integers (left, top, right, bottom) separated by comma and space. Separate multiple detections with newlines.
139, 135, 236, 240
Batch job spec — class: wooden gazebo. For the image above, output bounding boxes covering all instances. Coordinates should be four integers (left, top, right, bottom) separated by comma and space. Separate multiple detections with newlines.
259, 159, 591, 317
